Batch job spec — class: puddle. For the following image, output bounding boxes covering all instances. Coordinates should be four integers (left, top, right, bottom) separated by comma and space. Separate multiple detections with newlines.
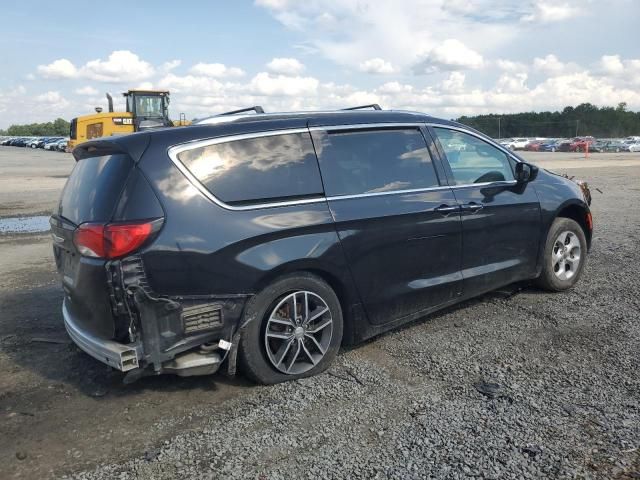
0, 216, 51, 234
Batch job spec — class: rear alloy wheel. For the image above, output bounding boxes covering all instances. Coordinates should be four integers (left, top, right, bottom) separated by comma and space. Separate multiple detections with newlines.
536, 217, 587, 291
239, 273, 343, 384
264, 291, 333, 375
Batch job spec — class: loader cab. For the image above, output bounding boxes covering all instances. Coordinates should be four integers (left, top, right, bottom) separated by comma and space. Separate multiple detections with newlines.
124, 90, 172, 131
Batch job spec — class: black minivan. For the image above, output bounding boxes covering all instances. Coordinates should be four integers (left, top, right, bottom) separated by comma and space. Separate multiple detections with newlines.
50, 107, 592, 384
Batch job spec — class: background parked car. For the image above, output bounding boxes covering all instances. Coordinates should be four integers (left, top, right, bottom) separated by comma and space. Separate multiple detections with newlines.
594, 140, 628, 153
539, 139, 561, 152
629, 142, 640, 152
508, 138, 531, 150
569, 137, 596, 152
57, 139, 69, 151
524, 140, 545, 151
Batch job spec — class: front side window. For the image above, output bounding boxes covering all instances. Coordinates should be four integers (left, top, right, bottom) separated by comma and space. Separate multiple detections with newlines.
312, 128, 439, 196
433, 128, 515, 185
177, 132, 323, 205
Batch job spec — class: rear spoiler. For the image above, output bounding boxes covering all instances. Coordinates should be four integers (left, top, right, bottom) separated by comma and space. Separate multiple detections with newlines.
73, 134, 150, 162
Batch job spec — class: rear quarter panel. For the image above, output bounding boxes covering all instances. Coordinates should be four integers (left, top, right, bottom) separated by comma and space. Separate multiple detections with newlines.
135, 135, 359, 306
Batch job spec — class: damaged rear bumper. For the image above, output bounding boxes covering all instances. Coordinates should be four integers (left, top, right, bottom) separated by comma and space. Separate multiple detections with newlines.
63, 287, 247, 379
61, 255, 250, 379
63, 299, 142, 372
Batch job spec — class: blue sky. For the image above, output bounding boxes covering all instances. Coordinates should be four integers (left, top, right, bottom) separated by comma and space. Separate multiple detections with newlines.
1, 0, 639, 128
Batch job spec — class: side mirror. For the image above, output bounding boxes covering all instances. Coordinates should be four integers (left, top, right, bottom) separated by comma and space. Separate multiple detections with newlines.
515, 162, 537, 183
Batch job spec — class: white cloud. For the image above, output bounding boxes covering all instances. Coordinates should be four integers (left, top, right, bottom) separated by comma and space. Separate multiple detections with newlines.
414, 39, 484, 74
599, 55, 624, 75
161, 60, 182, 72
496, 73, 529, 93
34, 91, 69, 107
377, 82, 413, 95
533, 54, 579, 76
249, 72, 319, 96
496, 59, 528, 72
596, 55, 640, 87
189, 63, 245, 78
521, 1, 582, 23
359, 58, 395, 74
255, 1, 515, 73
80, 50, 155, 82
74, 86, 99, 96
37, 51, 157, 83
266, 58, 305, 75
441, 72, 466, 93
134, 81, 155, 90
157, 73, 226, 95
37, 59, 77, 79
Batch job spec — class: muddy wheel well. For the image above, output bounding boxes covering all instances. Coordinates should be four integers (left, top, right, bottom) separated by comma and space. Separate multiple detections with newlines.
557, 204, 592, 248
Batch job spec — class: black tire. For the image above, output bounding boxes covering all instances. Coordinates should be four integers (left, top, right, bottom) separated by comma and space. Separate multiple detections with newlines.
238, 272, 343, 384
536, 217, 587, 292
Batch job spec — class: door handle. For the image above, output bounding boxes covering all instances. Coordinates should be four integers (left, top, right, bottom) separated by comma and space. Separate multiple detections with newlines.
434, 204, 460, 215
461, 202, 483, 212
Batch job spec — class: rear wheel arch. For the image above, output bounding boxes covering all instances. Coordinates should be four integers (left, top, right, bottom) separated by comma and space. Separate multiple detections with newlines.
238, 271, 344, 383
251, 265, 356, 345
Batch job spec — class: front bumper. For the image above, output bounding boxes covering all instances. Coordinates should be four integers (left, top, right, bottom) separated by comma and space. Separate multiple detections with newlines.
63, 299, 142, 372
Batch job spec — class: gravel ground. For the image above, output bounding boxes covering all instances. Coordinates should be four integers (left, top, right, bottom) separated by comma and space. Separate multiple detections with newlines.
1, 147, 639, 479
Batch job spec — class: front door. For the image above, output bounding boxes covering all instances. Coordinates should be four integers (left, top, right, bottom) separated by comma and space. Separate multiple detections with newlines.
430, 126, 541, 297
311, 125, 463, 326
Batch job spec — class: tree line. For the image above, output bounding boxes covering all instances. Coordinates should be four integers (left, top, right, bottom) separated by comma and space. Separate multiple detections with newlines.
457, 103, 640, 139
0, 118, 70, 136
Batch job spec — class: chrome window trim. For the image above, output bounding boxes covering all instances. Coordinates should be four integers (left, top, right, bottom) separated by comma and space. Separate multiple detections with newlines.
168, 127, 310, 156
452, 180, 518, 189
167, 128, 325, 211
326, 185, 452, 202
167, 123, 520, 211
425, 123, 523, 163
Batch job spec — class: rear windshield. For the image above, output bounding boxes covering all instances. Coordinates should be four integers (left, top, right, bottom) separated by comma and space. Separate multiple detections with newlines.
59, 154, 132, 225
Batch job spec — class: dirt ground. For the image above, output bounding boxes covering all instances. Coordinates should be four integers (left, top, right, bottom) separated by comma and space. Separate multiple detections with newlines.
0, 146, 639, 479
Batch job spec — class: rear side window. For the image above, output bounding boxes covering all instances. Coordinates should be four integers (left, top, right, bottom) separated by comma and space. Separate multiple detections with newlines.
176, 132, 323, 205
59, 154, 132, 225
312, 128, 439, 196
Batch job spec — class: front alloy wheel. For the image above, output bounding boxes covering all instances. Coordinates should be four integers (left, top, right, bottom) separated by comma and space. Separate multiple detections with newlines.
536, 217, 587, 291
551, 231, 581, 281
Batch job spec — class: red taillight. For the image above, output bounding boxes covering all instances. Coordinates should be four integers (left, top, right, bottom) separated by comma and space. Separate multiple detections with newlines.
74, 221, 156, 259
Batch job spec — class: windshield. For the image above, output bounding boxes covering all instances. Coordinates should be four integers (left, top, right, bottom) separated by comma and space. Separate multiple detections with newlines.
133, 95, 164, 117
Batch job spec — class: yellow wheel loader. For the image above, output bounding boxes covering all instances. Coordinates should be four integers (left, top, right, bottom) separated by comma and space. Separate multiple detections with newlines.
68, 90, 190, 149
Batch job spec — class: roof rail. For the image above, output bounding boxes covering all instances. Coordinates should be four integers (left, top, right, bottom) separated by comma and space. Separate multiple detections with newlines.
219, 106, 265, 116
342, 104, 382, 111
